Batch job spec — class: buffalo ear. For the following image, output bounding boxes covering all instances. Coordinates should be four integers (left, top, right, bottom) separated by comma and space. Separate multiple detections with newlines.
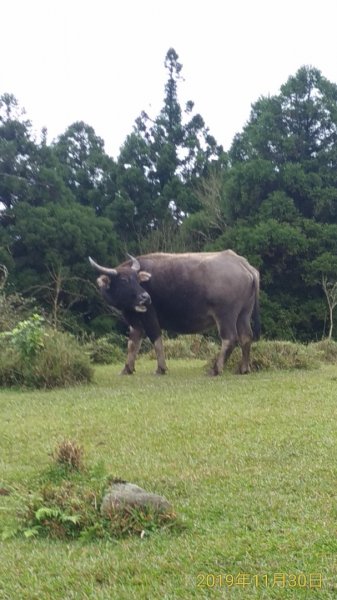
97, 275, 110, 289
138, 271, 151, 282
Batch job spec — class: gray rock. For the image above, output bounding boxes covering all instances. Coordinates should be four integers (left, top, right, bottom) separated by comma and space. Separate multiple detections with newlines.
101, 482, 171, 515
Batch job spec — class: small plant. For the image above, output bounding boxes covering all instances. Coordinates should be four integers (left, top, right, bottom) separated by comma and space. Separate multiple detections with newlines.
23, 507, 81, 540
2, 313, 46, 359
54, 440, 84, 471
20, 482, 95, 540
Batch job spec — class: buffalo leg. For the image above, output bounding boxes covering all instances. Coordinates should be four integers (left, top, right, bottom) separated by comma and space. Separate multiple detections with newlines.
121, 327, 143, 374
153, 336, 167, 374
211, 316, 237, 375
142, 310, 167, 375
236, 312, 253, 374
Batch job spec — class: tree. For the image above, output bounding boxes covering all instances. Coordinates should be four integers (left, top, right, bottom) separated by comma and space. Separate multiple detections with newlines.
53, 121, 118, 216
116, 48, 223, 249
194, 66, 337, 340
0, 93, 36, 214
8, 200, 119, 331
230, 66, 337, 221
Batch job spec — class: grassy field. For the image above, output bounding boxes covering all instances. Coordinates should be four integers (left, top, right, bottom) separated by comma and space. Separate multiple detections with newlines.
1, 358, 337, 599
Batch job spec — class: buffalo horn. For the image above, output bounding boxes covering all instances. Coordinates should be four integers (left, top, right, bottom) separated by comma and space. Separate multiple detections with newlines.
88, 257, 117, 276
127, 253, 140, 272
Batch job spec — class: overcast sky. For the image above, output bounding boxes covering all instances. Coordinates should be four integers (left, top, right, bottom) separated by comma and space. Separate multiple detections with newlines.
1, 0, 336, 159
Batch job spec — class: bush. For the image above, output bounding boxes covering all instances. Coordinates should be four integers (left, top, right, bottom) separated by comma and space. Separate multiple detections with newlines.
245, 340, 319, 371
308, 339, 337, 364
0, 316, 93, 388
86, 334, 125, 364
145, 336, 320, 371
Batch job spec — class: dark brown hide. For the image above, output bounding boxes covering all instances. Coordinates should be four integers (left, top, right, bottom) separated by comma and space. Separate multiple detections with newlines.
89, 251, 260, 376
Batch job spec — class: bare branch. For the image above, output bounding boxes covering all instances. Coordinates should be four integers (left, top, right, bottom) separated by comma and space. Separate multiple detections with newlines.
322, 274, 337, 338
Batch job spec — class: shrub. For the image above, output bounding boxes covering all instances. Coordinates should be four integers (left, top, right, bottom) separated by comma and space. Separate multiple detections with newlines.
87, 334, 125, 365
0, 318, 93, 388
308, 339, 337, 363
226, 340, 319, 372
145, 336, 320, 371
254, 340, 318, 370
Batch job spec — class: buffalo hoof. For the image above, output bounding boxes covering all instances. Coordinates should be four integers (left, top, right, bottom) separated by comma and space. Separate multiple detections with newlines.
121, 365, 134, 375
208, 361, 221, 376
208, 367, 220, 376
237, 363, 251, 375
155, 367, 167, 375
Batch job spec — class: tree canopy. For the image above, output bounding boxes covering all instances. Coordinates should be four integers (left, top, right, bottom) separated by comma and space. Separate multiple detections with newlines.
1, 56, 337, 340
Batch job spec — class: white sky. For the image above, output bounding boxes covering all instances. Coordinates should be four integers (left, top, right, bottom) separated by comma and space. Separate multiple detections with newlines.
1, 0, 336, 159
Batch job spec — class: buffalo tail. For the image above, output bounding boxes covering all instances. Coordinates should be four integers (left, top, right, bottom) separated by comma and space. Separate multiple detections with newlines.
252, 283, 261, 341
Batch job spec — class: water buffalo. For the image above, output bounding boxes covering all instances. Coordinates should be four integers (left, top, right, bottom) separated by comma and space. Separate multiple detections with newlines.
89, 250, 260, 376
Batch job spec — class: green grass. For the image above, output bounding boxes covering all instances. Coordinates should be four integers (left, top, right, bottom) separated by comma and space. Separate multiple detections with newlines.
1, 359, 337, 598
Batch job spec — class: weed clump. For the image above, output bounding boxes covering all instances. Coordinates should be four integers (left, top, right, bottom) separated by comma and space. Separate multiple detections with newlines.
19, 479, 178, 541
54, 440, 84, 471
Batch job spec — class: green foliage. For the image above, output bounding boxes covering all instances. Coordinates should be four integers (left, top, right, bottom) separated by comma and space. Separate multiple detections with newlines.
0, 93, 36, 212
53, 121, 118, 216
87, 334, 125, 364
0, 290, 35, 332
13, 456, 179, 541
116, 48, 223, 249
194, 66, 337, 341
20, 480, 97, 540
308, 338, 337, 363
3, 60, 337, 342
3, 313, 46, 359
145, 336, 320, 371
0, 322, 93, 388
6, 199, 120, 333
240, 340, 319, 371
